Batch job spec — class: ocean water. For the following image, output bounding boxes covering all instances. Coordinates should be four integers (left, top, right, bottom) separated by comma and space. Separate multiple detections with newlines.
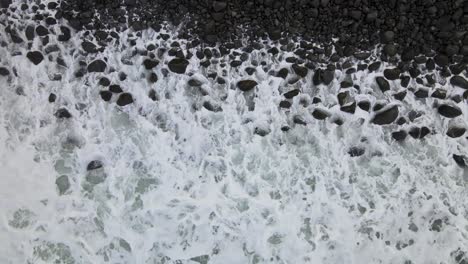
1, 23, 468, 263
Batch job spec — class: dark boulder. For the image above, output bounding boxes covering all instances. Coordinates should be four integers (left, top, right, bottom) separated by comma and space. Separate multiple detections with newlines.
447, 126, 466, 138
87, 59, 107, 72
116, 93, 134, 106
376, 76, 390, 92
450, 76, 468, 89
237, 80, 258, 92
312, 108, 330, 120
392, 130, 407, 141
168, 58, 189, 74
26, 51, 44, 65
383, 68, 401, 80
0, 67, 10, 76
438, 104, 462, 118
284, 89, 300, 99
371, 105, 399, 125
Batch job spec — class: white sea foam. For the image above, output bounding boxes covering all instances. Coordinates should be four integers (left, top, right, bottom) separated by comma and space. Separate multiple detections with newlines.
1, 14, 468, 264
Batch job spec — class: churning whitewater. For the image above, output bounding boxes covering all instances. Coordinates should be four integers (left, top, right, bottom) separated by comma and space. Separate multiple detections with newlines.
1, 13, 468, 264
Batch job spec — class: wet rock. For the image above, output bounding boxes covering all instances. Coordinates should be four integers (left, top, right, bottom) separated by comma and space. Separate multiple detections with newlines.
109, 84, 123, 93
87, 59, 107, 72
414, 88, 429, 99
279, 100, 291, 108
87, 160, 103, 171
277, 68, 289, 79
237, 80, 257, 92
254, 127, 271, 137
393, 91, 407, 101
434, 55, 449, 67
0, 0, 12, 8
212, 1, 227, 12
188, 79, 203, 87
148, 72, 158, 83
148, 89, 158, 101
99, 91, 112, 101
99, 77, 110, 86
372, 105, 399, 125
0, 67, 10, 76
368, 61, 381, 72
312, 108, 330, 120
341, 102, 356, 114
116, 93, 134, 106
55, 175, 70, 195
168, 58, 189, 74
358, 101, 370, 112
292, 64, 308, 77
447, 126, 466, 138
55, 108, 72, 119
48, 93, 56, 103
35, 25, 49, 36
245, 67, 256, 75
392, 130, 407, 141
203, 100, 222, 112
400, 76, 410, 88
380, 31, 394, 43
293, 115, 307, 125
26, 51, 44, 65
348, 147, 365, 157
409, 127, 430, 139
383, 68, 401, 80
430, 219, 443, 232
450, 76, 468, 89
453, 154, 467, 167
438, 104, 462, 118
376, 76, 390, 92
143, 59, 159, 70
81, 41, 97, 53
340, 80, 353, 88
431, 89, 447, 99
284, 89, 300, 99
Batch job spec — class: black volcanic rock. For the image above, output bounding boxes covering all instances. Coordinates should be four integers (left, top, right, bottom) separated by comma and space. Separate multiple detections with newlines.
376, 77, 390, 92
450, 76, 468, 89
55, 108, 72, 119
26, 51, 44, 65
168, 58, 189, 74
312, 108, 330, 120
438, 104, 462, 118
392, 130, 407, 141
237, 80, 257, 92
116, 93, 134, 106
87, 59, 106, 72
383, 68, 401, 81
447, 127, 466, 138
372, 105, 399, 125
0, 67, 9, 76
